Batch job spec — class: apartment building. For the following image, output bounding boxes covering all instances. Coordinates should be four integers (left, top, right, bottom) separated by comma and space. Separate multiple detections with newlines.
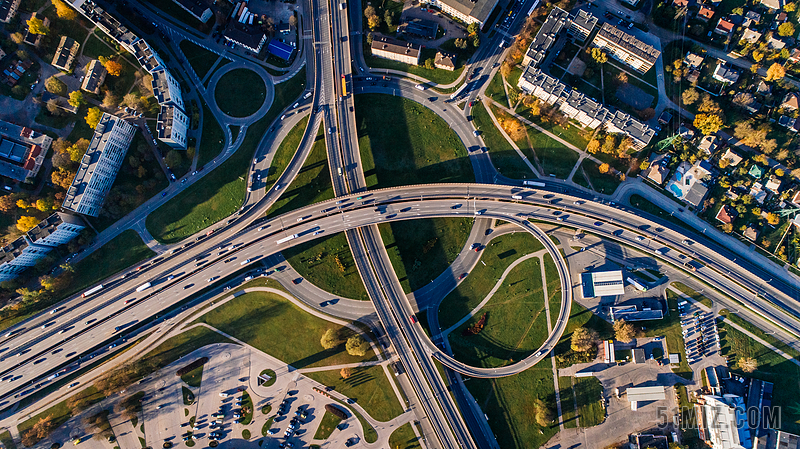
591, 22, 660, 73
421, 0, 500, 26
156, 104, 190, 150
61, 114, 137, 217
0, 237, 53, 282
152, 68, 185, 112
370, 35, 421, 66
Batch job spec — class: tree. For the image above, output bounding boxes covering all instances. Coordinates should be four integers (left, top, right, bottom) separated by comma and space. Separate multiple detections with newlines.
766, 62, 786, 81
289, 14, 298, 27
500, 116, 526, 141
102, 91, 120, 108
104, 60, 123, 77
472, 36, 480, 48
590, 48, 608, 64
345, 335, 369, 357
739, 356, 757, 373
340, 367, 353, 379
570, 327, 598, 352
52, 0, 77, 20
320, 329, 338, 349
767, 212, 780, 225
26, 17, 49, 35
424, 58, 435, 69
733, 92, 754, 108
454, 38, 468, 49
779, 22, 795, 37
46, 98, 61, 115
613, 319, 636, 343
85, 107, 102, 129
693, 114, 723, 135
17, 216, 39, 232
586, 140, 600, 154
786, 1, 797, 11
751, 50, 765, 62
364, 5, 376, 17
384, 10, 393, 27
35, 198, 55, 212
68, 90, 84, 108
0, 195, 15, 213
682, 88, 699, 105
598, 163, 610, 174
775, 168, 785, 177
10, 32, 23, 44
367, 13, 381, 30
467, 23, 479, 36
165, 150, 182, 168
45, 76, 67, 96
22, 415, 56, 446
123, 93, 142, 111
533, 398, 554, 427
52, 168, 76, 189
640, 160, 650, 171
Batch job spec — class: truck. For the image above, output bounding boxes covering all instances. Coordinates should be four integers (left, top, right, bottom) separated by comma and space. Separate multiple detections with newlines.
276, 234, 299, 244
626, 277, 648, 292
81, 285, 104, 298
248, 173, 257, 192
135, 282, 151, 292
341, 74, 347, 96
523, 180, 546, 187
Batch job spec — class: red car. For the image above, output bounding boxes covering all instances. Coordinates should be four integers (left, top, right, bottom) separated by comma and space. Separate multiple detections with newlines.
469, 101, 474, 107
410, 315, 417, 323
458, 273, 468, 280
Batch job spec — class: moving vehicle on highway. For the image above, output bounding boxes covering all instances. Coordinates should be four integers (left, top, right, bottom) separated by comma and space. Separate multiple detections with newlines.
276, 234, 299, 244
523, 180, 546, 187
135, 282, 151, 292
81, 285, 104, 298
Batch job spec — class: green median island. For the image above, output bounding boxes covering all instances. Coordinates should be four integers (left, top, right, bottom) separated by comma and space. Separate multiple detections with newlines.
388, 423, 421, 449
214, 69, 267, 118
194, 290, 376, 368
355, 94, 473, 189
305, 365, 404, 422
313, 411, 342, 440
146, 71, 306, 244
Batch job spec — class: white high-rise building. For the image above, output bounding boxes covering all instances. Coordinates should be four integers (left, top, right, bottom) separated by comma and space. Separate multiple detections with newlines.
156, 104, 190, 150
0, 236, 53, 282
26, 212, 85, 247
61, 113, 137, 217
152, 68, 184, 112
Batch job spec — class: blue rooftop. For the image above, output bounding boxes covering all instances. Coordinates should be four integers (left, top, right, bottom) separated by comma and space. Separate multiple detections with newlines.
268, 40, 295, 61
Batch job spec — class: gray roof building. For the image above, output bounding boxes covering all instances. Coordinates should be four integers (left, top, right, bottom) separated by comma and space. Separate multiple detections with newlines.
0, 121, 51, 182
434, 51, 457, 71
0, 0, 20, 23
81, 59, 107, 94
591, 23, 660, 73
152, 68, 185, 112
61, 114, 137, 217
156, 104, 189, 150
523, 7, 569, 68
132, 39, 166, 73
26, 212, 85, 248
171, 0, 213, 23
52, 36, 80, 71
422, 0, 501, 26
76, 1, 138, 50
569, 9, 597, 41
370, 35, 421, 66
0, 236, 53, 282
399, 19, 438, 39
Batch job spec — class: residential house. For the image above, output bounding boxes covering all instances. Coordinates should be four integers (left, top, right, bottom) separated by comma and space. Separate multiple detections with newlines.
370, 35, 421, 66
223, 27, 267, 54
781, 92, 800, 110
791, 190, 800, 205
673, 0, 688, 7
81, 59, 107, 95
776, 11, 788, 22
750, 181, 768, 203
591, 22, 661, 73
658, 110, 673, 125
715, 205, 738, 224
721, 148, 743, 166
749, 164, 765, 178
0, 121, 51, 182
740, 28, 762, 44
755, 80, 771, 95
768, 36, 786, 50
399, 19, 438, 39
697, 135, 718, 154
522, 7, 569, 68
765, 175, 782, 193
714, 18, 735, 35
23, 13, 48, 47
666, 160, 711, 208
744, 224, 760, 240
788, 48, 800, 63
685, 52, 705, 69
645, 164, 669, 185
713, 62, 740, 84
778, 115, 800, 132
744, 10, 761, 27
51, 36, 79, 71
3, 59, 32, 87
434, 51, 457, 71
760, 0, 782, 11
686, 70, 701, 83
698, 6, 715, 21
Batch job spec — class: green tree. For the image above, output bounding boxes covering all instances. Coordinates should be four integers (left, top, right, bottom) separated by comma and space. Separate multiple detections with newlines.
467, 23, 479, 36
778, 22, 795, 37
345, 335, 369, 356
590, 48, 608, 64
320, 329, 338, 349
424, 58, 435, 69
26, 16, 49, 35
85, 107, 103, 129
68, 90, 84, 108
693, 113, 723, 135
45, 76, 67, 96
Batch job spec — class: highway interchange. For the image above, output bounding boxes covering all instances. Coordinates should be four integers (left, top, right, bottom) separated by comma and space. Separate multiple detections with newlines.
4, 0, 800, 447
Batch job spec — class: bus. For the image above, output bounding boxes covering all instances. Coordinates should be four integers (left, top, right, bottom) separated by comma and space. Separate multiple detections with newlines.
523, 180, 546, 187
341, 74, 347, 96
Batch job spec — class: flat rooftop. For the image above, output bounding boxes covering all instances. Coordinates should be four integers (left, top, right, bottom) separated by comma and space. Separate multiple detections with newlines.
595, 22, 661, 65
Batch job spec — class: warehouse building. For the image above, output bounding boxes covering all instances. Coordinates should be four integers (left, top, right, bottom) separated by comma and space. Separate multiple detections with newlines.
581, 270, 625, 298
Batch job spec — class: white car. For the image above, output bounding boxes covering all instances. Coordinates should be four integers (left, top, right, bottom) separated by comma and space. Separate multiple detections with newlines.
275, 184, 282, 190
241, 259, 251, 265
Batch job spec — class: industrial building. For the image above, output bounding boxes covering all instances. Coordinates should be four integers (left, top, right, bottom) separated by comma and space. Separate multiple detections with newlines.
626, 386, 666, 410
591, 22, 661, 73
171, 0, 213, 23
268, 40, 295, 61
61, 113, 137, 217
370, 35, 421, 66
0, 121, 51, 182
610, 305, 664, 321
581, 270, 625, 298
696, 395, 753, 449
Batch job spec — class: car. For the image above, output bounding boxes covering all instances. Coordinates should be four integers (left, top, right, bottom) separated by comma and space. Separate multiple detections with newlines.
469, 101, 474, 107
167, 275, 174, 281
240, 259, 252, 265
594, 221, 603, 226
293, 278, 302, 285
219, 392, 229, 398
313, 230, 322, 235
275, 184, 282, 190
183, 285, 191, 289
267, 428, 279, 435
636, 236, 645, 241
473, 130, 480, 137
156, 405, 163, 409
458, 273, 468, 280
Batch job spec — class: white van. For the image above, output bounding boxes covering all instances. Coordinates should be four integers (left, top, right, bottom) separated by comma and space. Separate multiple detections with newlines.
512, 195, 522, 200
414, 84, 425, 91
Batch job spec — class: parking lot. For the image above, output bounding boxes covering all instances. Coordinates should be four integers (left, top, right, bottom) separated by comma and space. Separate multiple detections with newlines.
679, 302, 720, 364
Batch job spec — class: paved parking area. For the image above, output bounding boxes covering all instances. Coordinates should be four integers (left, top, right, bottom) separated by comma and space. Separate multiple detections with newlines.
679, 305, 720, 364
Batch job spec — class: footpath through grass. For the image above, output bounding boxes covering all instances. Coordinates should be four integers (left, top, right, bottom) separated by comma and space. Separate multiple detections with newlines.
146, 71, 306, 243
214, 69, 267, 118
438, 232, 544, 330
379, 218, 473, 294
574, 159, 621, 195
543, 254, 562, 325
388, 423, 421, 449
179, 40, 220, 79
267, 123, 332, 217
356, 94, 473, 189
718, 319, 800, 433
448, 257, 547, 368
473, 101, 533, 180
305, 365, 403, 422
558, 377, 578, 428
283, 232, 369, 301
195, 290, 375, 368
466, 366, 558, 449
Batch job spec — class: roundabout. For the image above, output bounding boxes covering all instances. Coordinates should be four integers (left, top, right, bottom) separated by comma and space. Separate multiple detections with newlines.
206, 64, 276, 124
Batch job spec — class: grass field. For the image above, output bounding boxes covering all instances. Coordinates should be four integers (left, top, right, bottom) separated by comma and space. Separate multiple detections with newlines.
629, 195, 695, 233
179, 40, 220, 80
18, 387, 104, 446
305, 365, 403, 422
553, 301, 614, 368
388, 423, 420, 449
267, 124, 332, 217
378, 218, 473, 294
313, 411, 342, 440
723, 313, 800, 360
214, 69, 266, 118
485, 72, 508, 105
573, 377, 605, 427
263, 116, 309, 193
558, 377, 578, 428
543, 254, 562, 325
0, 431, 14, 449
195, 290, 374, 368
528, 128, 580, 179
182, 386, 195, 405
197, 103, 225, 167
575, 159, 621, 195
672, 282, 713, 308
83, 31, 120, 60
136, 327, 234, 382
355, 94, 473, 189
283, 232, 369, 301
448, 257, 547, 368
146, 71, 306, 243
364, 49, 464, 85
466, 366, 558, 449
472, 101, 535, 180
718, 320, 800, 433
180, 365, 204, 388
438, 233, 544, 330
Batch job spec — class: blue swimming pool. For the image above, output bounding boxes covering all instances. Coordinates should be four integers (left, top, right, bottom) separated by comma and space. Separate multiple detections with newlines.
669, 184, 683, 197
675, 172, 683, 181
